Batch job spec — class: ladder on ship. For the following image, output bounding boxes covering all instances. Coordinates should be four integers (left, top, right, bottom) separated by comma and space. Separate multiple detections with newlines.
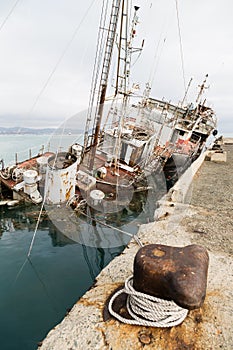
85, 0, 122, 170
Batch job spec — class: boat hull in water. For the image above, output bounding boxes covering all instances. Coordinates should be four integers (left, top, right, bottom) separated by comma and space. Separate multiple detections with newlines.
0, 1, 217, 242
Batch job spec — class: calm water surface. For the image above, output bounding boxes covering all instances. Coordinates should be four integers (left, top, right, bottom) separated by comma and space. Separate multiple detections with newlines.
0, 205, 123, 350
0, 133, 167, 349
0, 135, 126, 350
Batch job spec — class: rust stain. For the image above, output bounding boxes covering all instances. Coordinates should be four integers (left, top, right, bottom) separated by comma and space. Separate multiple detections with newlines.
206, 289, 222, 298
104, 310, 207, 349
78, 297, 103, 310
50, 173, 54, 185
77, 280, 226, 349
102, 287, 222, 349
65, 185, 72, 200
61, 172, 69, 177
138, 330, 152, 345
152, 248, 165, 257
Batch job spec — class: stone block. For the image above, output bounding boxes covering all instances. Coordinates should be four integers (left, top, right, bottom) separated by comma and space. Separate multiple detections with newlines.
210, 151, 227, 162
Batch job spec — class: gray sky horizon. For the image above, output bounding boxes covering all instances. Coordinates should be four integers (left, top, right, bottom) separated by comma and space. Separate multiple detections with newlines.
0, 0, 232, 135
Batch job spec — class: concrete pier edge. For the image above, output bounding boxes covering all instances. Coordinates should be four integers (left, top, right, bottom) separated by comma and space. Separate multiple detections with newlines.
39, 143, 233, 350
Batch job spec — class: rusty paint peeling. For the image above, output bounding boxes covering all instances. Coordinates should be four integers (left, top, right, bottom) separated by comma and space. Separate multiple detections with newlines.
102, 307, 206, 350
65, 185, 73, 200
102, 282, 225, 349
61, 172, 69, 177
133, 244, 209, 310
152, 248, 166, 257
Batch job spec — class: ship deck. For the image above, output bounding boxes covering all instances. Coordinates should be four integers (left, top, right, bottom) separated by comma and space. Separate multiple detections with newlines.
0, 152, 54, 191
80, 151, 138, 189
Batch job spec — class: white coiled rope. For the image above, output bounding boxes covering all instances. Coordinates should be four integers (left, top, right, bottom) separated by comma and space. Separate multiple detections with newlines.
108, 276, 188, 327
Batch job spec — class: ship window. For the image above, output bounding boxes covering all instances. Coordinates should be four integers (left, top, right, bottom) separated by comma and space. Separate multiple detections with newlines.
179, 130, 185, 136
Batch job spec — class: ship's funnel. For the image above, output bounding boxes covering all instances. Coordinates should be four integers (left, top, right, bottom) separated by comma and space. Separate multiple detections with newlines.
45, 152, 78, 205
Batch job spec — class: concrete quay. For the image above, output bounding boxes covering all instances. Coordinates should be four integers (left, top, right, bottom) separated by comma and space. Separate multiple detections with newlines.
39, 140, 233, 350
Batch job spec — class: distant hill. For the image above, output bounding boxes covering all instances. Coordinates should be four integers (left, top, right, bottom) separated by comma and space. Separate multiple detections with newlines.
0, 127, 83, 135
0, 127, 55, 135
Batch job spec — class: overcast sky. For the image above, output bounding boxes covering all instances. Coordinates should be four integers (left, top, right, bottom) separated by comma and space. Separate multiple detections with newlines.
0, 0, 232, 135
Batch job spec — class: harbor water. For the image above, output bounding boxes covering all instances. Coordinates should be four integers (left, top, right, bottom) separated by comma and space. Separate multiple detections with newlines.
0, 134, 166, 350
0, 134, 126, 350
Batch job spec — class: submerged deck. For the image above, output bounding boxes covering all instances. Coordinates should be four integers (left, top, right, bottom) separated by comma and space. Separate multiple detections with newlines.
80, 150, 138, 188
0, 152, 53, 192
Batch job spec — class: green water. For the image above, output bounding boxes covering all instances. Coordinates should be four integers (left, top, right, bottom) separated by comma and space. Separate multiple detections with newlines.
0, 205, 124, 350
0, 133, 83, 165
0, 135, 125, 349
0, 134, 167, 349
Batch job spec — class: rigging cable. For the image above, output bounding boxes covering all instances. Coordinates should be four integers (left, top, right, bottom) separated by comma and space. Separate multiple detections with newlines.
27, 115, 68, 258
0, 0, 21, 33
79, 210, 143, 247
28, 0, 97, 116
149, 37, 166, 88
13, 209, 59, 314
84, 0, 109, 150
148, 5, 174, 88
175, 0, 186, 92
27, 189, 47, 258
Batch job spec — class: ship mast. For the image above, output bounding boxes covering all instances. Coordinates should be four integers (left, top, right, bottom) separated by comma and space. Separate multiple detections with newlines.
84, 0, 141, 172
111, 3, 142, 170
115, 3, 140, 98
87, 0, 122, 171
196, 74, 209, 105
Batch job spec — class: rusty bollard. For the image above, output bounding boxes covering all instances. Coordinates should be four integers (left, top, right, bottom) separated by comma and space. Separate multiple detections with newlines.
133, 244, 209, 310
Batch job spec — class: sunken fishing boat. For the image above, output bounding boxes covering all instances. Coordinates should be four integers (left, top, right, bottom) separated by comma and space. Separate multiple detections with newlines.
0, 1, 217, 221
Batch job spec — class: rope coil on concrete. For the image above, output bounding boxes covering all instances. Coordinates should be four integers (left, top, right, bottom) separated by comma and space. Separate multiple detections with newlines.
108, 276, 188, 327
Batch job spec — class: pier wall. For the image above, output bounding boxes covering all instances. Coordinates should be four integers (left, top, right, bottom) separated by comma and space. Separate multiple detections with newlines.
39, 140, 233, 350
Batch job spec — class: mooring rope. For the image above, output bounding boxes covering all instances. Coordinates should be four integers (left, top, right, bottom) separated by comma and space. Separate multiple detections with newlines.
108, 275, 188, 327
79, 209, 143, 247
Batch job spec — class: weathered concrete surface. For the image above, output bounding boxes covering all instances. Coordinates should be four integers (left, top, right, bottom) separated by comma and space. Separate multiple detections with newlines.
39, 141, 233, 350
209, 150, 227, 162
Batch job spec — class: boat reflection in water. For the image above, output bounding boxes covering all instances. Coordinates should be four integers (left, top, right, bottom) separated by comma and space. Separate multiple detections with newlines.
0, 204, 125, 349
44, 157, 169, 249
0, 204, 124, 277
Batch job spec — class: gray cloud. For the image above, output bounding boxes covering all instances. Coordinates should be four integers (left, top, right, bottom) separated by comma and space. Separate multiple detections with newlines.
0, 0, 232, 133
